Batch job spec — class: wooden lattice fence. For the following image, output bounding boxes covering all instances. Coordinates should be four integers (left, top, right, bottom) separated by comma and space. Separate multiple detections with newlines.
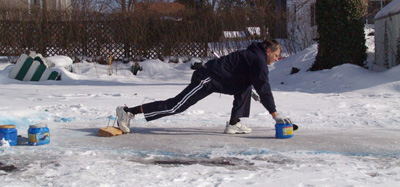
0, 17, 209, 61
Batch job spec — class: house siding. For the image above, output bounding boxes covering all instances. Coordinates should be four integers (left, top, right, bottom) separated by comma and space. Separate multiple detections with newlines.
374, 13, 400, 69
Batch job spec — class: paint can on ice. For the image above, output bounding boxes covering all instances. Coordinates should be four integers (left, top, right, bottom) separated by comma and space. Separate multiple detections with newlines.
275, 123, 294, 139
28, 124, 50, 145
0, 125, 18, 146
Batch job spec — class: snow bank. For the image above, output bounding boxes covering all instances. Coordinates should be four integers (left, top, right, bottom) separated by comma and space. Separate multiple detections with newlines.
46, 55, 73, 68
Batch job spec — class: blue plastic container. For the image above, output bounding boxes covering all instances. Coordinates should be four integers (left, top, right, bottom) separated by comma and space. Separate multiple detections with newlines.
28, 124, 50, 145
275, 123, 294, 139
0, 125, 18, 146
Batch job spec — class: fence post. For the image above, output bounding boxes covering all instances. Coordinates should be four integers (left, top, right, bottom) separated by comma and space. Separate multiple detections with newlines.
40, 0, 48, 55
124, 15, 130, 62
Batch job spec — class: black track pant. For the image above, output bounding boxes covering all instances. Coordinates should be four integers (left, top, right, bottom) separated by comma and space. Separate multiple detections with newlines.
142, 68, 251, 122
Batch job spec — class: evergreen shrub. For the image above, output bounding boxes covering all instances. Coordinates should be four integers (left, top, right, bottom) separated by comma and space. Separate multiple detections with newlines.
310, 0, 368, 71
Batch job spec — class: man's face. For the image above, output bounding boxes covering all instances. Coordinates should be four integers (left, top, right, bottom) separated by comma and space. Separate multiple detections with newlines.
266, 48, 281, 65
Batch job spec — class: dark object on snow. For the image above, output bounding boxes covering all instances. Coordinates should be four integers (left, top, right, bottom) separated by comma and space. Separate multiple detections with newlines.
290, 67, 300, 75
17, 135, 29, 145
0, 162, 17, 172
293, 124, 299, 131
190, 62, 203, 70
368, 32, 374, 36
153, 157, 254, 166
131, 62, 143, 75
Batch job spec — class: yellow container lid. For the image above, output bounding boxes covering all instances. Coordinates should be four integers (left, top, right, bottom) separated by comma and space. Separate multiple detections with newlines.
0, 125, 16, 129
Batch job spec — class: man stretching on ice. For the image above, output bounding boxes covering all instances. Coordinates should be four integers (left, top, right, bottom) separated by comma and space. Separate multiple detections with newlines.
116, 40, 293, 134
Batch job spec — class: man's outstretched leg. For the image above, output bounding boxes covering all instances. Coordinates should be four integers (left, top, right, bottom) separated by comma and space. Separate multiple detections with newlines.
140, 77, 212, 121
117, 74, 212, 133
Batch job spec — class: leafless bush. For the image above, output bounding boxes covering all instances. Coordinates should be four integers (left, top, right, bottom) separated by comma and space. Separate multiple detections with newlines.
0, 0, 316, 61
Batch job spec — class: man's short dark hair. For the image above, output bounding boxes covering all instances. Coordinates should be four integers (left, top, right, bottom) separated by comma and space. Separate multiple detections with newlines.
262, 40, 282, 53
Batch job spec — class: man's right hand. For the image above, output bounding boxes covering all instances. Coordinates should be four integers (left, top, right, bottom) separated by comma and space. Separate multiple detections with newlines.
274, 116, 293, 124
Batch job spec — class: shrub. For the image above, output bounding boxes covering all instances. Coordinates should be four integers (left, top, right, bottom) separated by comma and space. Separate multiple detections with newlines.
310, 0, 368, 71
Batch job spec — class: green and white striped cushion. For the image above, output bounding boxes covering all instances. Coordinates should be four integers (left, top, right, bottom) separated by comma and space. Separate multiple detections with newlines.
9, 53, 61, 81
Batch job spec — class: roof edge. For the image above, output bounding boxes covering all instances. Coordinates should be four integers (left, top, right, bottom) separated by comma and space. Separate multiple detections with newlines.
374, 9, 400, 21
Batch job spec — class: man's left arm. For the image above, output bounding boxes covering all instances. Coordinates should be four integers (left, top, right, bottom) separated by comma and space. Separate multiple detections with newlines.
250, 62, 292, 124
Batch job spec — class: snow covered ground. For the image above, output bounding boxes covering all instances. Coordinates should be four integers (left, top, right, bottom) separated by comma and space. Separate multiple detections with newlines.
1, 30, 400, 186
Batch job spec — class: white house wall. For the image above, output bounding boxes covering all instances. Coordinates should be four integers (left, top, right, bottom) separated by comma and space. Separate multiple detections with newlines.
286, 0, 318, 53
374, 14, 400, 69
47, 0, 72, 11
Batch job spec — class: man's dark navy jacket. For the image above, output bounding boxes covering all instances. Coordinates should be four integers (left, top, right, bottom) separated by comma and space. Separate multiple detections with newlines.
205, 42, 277, 114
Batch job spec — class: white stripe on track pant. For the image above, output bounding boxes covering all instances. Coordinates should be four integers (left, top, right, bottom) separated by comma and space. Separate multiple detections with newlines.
142, 77, 212, 121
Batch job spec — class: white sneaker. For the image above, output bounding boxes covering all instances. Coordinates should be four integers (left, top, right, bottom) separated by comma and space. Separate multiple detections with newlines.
116, 106, 134, 133
223, 121, 252, 134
